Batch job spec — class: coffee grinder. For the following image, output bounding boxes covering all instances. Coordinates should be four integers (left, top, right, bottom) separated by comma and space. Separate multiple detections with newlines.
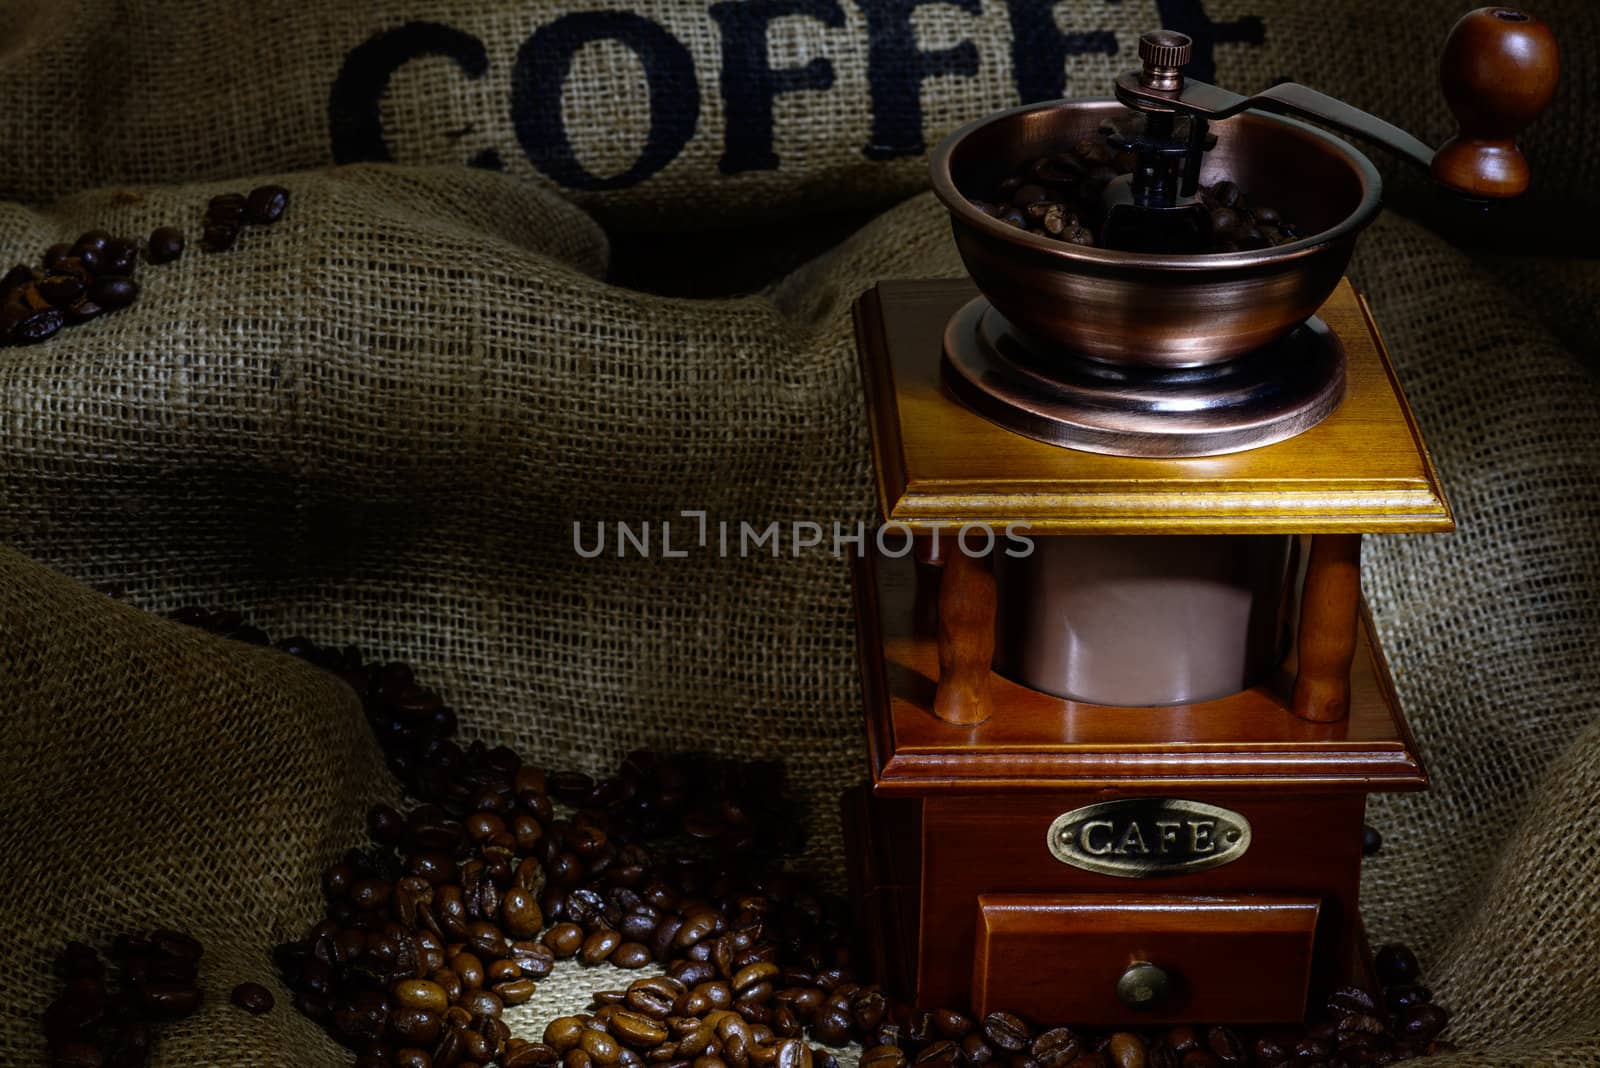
843, 8, 1557, 1025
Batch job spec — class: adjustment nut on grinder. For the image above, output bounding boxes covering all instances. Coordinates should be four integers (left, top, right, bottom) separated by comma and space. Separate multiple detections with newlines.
1137, 30, 1192, 92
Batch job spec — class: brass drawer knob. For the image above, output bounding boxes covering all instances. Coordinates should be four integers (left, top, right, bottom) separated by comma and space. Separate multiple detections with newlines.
1116, 962, 1171, 1009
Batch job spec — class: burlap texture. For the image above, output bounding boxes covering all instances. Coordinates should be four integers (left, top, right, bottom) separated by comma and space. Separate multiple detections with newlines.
1, 163, 1597, 1066
0, 1, 1592, 230
0, 544, 394, 1065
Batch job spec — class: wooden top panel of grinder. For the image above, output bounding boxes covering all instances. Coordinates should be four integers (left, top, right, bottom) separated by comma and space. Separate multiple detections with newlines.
854, 278, 1452, 534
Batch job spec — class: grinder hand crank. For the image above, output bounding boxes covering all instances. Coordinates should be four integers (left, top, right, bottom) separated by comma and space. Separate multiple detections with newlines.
1103, 7, 1559, 251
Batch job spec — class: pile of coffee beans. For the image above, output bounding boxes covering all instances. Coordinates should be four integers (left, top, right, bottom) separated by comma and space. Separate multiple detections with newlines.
971, 131, 1301, 255
42, 930, 205, 1066
132, 610, 1456, 1067
2, 184, 290, 346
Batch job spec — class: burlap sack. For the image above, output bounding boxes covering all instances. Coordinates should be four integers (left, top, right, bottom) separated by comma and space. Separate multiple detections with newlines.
2, 163, 1598, 1066
0, 1, 1592, 230
0, 544, 394, 1065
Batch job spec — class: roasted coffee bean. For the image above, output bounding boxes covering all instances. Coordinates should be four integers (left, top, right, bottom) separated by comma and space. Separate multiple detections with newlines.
960, 1033, 996, 1066
88, 274, 138, 311
612, 942, 652, 969
507, 1042, 563, 1068
483, 959, 520, 985
1203, 1026, 1242, 1063
37, 274, 85, 307
811, 1005, 852, 1047
366, 803, 406, 844
1375, 943, 1421, 985
1011, 183, 1050, 207
1105, 1034, 1145, 1068
675, 911, 720, 950
1031, 1028, 1080, 1068
545, 922, 586, 958
623, 976, 681, 1019
1208, 207, 1240, 235
231, 981, 274, 1015
202, 221, 240, 252
43, 242, 72, 268
390, 1006, 445, 1046
915, 1041, 959, 1068
774, 1038, 812, 1068
61, 299, 101, 325
582, 1027, 624, 1065
451, 952, 485, 990
207, 193, 247, 223
74, 245, 105, 273
923, 1009, 967, 1040
138, 982, 203, 1018
695, 981, 733, 1010
246, 184, 291, 223
350, 878, 392, 912
1386, 982, 1432, 1010
609, 1009, 670, 1048
581, 928, 623, 965
497, 977, 538, 1006
982, 1013, 1030, 1054
394, 978, 449, 1013
500, 887, 543, 938
508, 941, 555, 979
1327, 985, 1377, 1017
1397, 1003, 1449, 1043
465, 921, 507, 960
862, 1046, 907, 1068
101, 239, 139, 276
146, 226, 185, 264
462, 989, 503, 1019
6, 303, 63, 344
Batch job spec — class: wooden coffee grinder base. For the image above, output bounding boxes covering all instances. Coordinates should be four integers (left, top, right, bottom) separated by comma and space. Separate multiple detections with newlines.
842, 279, 1450, 1026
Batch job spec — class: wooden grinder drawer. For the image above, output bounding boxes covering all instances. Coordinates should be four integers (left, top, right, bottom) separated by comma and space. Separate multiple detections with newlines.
972, 894, 1320, 1025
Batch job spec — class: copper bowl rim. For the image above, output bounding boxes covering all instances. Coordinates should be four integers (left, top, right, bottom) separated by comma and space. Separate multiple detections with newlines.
929, 98, 1384, 271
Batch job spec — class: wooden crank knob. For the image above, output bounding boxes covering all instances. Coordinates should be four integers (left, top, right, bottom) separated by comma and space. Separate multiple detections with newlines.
1431, 7, 1559, 198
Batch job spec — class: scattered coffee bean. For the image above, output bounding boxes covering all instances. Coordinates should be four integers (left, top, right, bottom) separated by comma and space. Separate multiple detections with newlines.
231, 981, 274, 1015
246, 184, 290, 224
202, 221, 240, 252
207, 193, 247, 224
90, 275, 138, 311
147, 226, 185, 264
41, 931, 205, 1066
1375, 943, 1422, 985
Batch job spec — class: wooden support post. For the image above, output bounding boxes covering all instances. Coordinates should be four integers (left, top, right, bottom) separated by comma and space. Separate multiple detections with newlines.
1291, 533, 1362, 723
934, 548, 995, 726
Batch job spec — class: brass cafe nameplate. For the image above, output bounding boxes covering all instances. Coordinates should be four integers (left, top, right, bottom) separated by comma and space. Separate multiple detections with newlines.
1046, 799, 1251, 877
